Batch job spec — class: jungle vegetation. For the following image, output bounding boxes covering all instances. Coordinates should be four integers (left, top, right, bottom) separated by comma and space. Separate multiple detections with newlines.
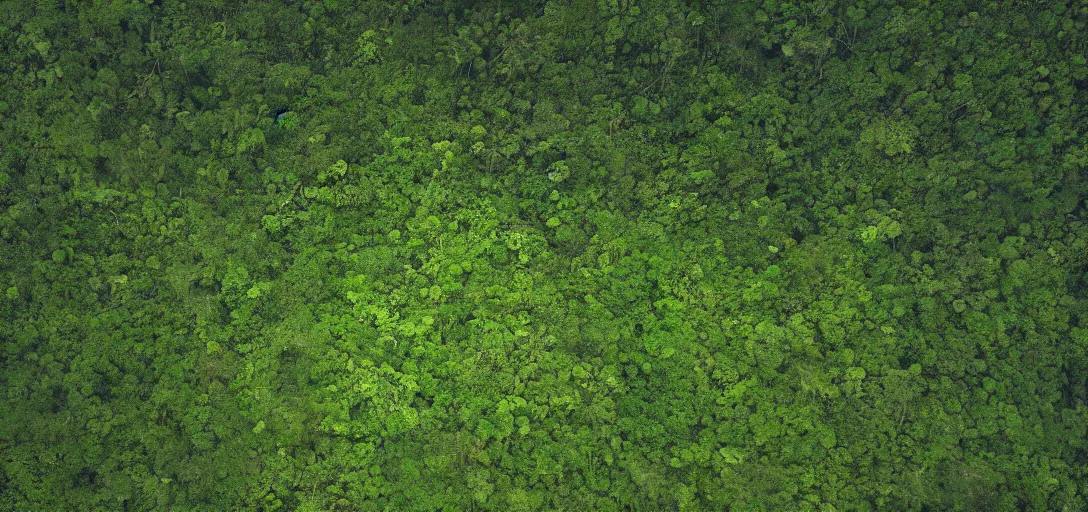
2, 0, 1088, 510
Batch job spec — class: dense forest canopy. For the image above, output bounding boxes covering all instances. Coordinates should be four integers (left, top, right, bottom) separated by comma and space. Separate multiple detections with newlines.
2, 0, 1087, 510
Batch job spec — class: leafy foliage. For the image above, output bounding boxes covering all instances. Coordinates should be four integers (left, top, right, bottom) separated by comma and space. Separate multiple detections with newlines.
2, 0, 1087, 510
